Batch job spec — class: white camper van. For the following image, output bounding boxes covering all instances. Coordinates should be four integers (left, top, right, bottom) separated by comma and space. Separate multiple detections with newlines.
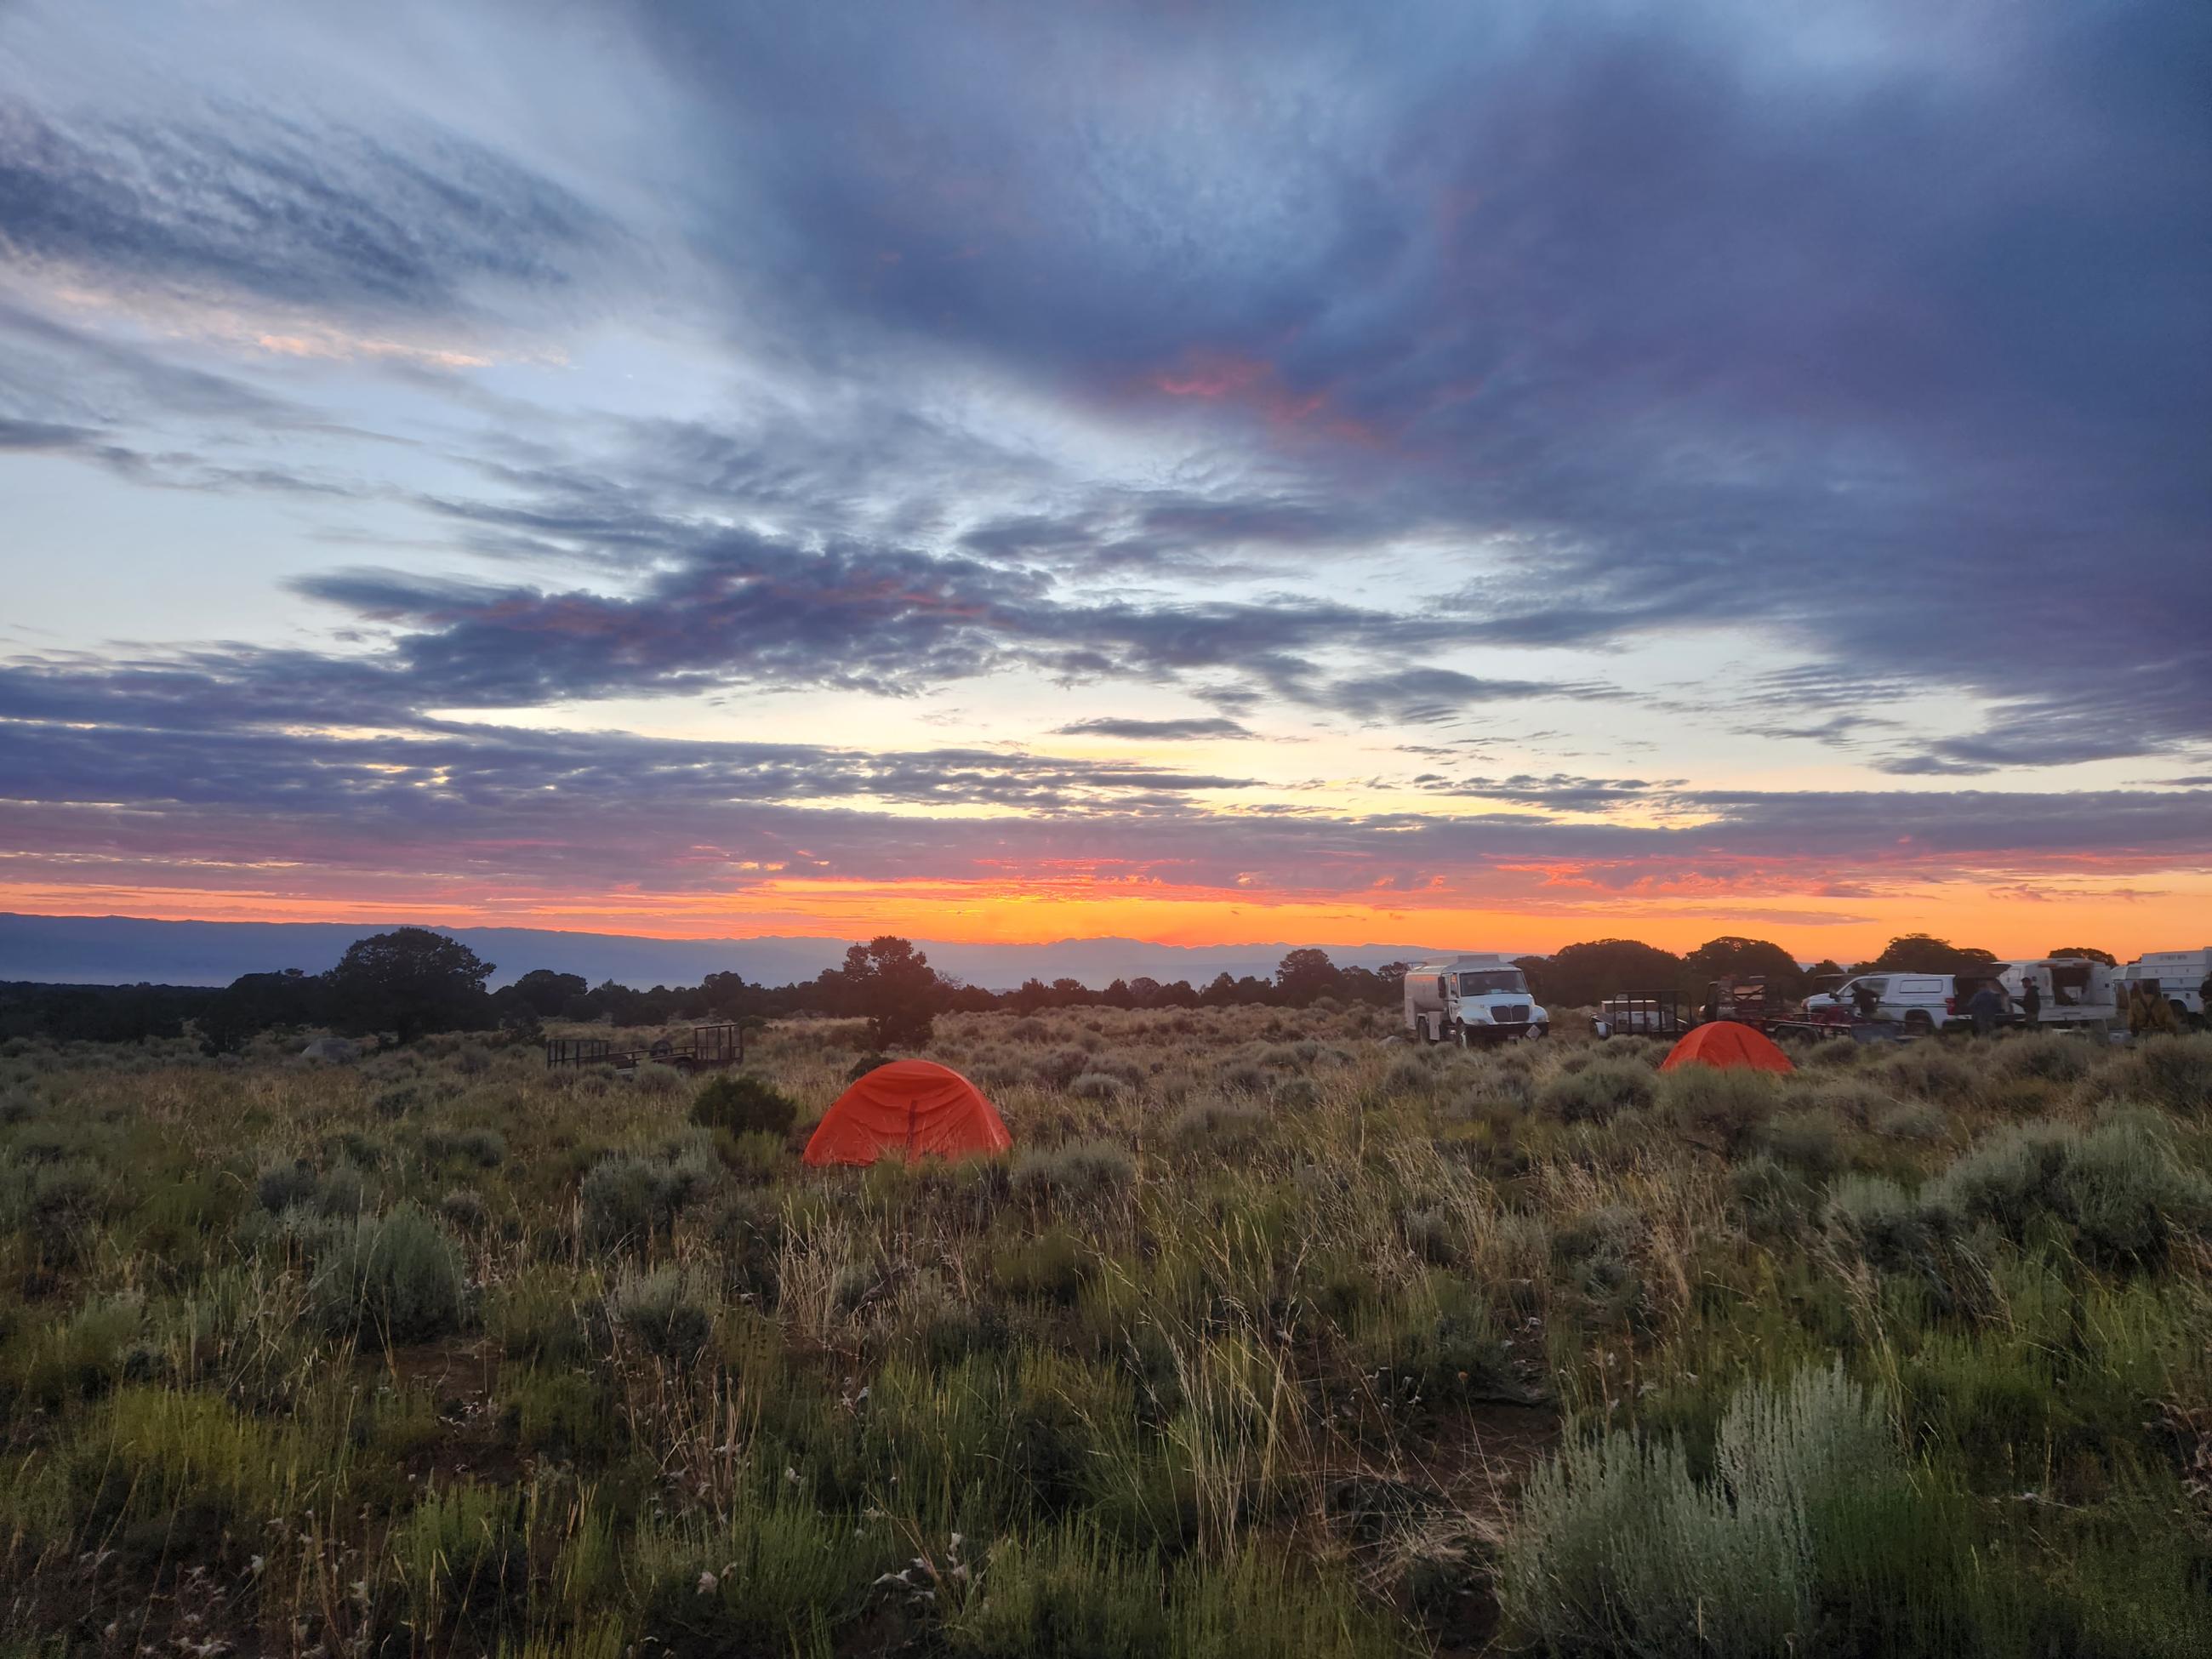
1404, 955, 1548, 1045
1998, 958, 2118, 1026
2115, 948, 2211, 1020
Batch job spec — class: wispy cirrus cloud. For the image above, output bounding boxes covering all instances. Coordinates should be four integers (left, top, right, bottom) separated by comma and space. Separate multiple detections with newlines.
1055, 716, 1258, 742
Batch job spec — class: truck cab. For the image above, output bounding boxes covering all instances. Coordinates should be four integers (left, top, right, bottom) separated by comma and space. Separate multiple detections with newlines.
1404, 955, 1549, 1045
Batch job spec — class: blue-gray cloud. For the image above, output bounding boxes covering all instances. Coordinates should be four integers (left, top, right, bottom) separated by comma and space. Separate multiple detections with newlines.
2, 664, 2204, 899
1056, 717, 1257, 742
0, 101, 613, 322
0, 0, 2205, 915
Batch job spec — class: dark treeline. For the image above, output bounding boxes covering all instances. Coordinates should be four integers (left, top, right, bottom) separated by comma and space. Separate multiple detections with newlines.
2, 926, 2107, 1051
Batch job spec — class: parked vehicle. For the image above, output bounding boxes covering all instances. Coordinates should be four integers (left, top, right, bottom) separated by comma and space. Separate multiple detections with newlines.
1404, 955, 1549, 1044
1997, 958, 2118, 1026
2114, 948, 2210, 1020
1801, 972, 1964, 1035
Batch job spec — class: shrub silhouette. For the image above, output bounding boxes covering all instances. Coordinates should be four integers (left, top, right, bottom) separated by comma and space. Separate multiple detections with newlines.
691, 1074, 799, 1138
580, 1143, 720, 1251
1537, 1058, 1656, 1124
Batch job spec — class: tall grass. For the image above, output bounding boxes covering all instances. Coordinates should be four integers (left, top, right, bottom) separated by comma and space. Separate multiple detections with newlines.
0, 1003, 2205, 1655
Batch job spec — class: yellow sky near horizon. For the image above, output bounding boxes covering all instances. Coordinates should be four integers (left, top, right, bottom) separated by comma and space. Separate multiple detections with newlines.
7, 864, 2205, 964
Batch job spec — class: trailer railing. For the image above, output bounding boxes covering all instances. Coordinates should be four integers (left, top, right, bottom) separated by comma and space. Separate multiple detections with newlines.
544, 1022, 745, 1072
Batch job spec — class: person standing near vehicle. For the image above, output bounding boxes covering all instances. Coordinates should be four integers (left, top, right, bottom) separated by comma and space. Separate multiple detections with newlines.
1851, 980, 1880, 1022
1965, 980, 2004, 1035
2021, 974, 2042, 1026
2128, 982, 2178, 1036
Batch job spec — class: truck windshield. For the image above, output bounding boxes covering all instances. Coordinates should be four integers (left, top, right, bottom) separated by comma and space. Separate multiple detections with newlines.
1457, 970, 1526, 995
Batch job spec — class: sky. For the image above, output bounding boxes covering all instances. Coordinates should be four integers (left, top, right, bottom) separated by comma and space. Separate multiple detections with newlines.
1, 0, 2207, 962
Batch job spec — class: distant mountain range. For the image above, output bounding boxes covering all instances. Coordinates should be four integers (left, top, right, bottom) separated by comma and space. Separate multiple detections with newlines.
0, 913, 1462, 992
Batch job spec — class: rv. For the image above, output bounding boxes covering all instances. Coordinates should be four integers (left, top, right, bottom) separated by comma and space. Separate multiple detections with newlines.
1997, 958, 2118, 1026
2115, 948, 2211, 1020
1404, 955, 1549, 1045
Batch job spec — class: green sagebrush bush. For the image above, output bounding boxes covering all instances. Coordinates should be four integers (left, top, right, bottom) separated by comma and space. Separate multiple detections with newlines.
1536, 1058, 1656, 1124
2086, 1032, 2212, 1116
1991, 1031, 2098, 1086
308, 1202, 469, 1346
1825, 1174, 1963, 1281
1828, 1115, 2211, 1277
1872, 1099, 1948, 1142
1381, 1056, 1432, 1097
1758, 1106, 1845, 1175
610, 1264, 715, 1361
1931, 1114, 2212, 1265
992, 1224, 1092, 1305
1502, 1363, 1932, 1657
254, 1157, 319, 1212
707, 1189, 785, 1304
690, 1072, 799, 1137
1169, 1097, 1267, 1156
630, 1061, 687, 1096
1731, 1154, 1819, 1238
1010, 1137, 1135, 1207
1657, 1063, 1778, 1155
424, 1125, 506, 1167
1878, 1044, 1975, 1101
1794, 1074, 1899, 1129
579, 1139, 720, 1251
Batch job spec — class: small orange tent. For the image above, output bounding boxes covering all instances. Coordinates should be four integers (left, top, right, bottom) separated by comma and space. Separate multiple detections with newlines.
1659, 1020, 1796, 1075
802, 1058, 1012, 1166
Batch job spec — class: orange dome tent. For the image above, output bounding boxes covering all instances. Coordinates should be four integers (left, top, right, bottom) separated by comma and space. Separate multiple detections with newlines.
1659, 1020, 1796, 1075
802, 1058, 1012, 1167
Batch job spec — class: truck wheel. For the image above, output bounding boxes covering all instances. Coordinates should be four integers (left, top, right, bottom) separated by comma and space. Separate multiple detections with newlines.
1903, 1011, 1933, 1037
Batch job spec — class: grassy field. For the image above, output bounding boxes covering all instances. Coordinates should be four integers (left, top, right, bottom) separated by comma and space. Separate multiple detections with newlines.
1, 1006, 2208, 1656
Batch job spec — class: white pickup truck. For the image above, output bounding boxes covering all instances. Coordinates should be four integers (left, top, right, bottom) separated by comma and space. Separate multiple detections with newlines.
1404, 955, 1549, 1045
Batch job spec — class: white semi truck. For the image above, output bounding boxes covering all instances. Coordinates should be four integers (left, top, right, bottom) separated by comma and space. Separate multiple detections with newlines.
1404, 955, 1548, 1045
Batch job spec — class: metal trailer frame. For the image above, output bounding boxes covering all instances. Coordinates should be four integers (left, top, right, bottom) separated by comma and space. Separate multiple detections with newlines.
1596, 991, 1690, 1038
544, 1022, 745, 1073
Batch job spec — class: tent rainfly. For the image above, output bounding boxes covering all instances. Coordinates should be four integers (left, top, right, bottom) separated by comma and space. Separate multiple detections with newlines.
1659, 1020, 1796, 1075
802, 1058, 1012, 1166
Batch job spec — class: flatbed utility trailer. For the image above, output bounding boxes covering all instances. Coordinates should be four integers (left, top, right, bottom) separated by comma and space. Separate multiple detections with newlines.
1594, 992, 1690, 1039
544, 1022, 744, 1073
1705, 976, 1863, 1043
1769, 1016, 1892, 1045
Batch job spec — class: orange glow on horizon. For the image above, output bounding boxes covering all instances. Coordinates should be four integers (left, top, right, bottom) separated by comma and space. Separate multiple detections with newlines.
4, 868, 2206, 963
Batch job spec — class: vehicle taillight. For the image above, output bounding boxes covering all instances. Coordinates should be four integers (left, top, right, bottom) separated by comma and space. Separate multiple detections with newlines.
1945, 995, 1956, 1015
